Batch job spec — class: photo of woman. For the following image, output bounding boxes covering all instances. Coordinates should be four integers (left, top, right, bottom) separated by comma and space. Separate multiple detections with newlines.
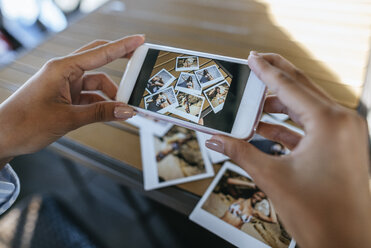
201, 169, 292, 248
204, 80, 230, 113
175, 72, 202, 95
176, 56, 199, 71
140, 127, 214, 191
170, 91, 205, 123
195, 64, 224, 89
146, 68, 176, 94
144, 87, 178, 114
154, 126, 206, 182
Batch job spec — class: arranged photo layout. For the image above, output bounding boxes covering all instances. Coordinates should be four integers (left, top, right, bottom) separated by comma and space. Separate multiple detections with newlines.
190, 162, 296, 248
170, 91, 205, 123
195, 64, 224, 89
176, 56, 199, 71
175, 72, 202, 95
204, 80, 230, 114
144, 87, 178, 114
146, 68, 176, 94
140, 126, 214, 190
134, 50, 238, 132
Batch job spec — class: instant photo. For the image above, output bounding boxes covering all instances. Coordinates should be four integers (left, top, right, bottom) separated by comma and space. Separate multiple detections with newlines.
146, 68, 176, 94
144, 87, 178, 114
175, 72, 202, 95
195, 64, 224, 89
128, 49, 252, 133
176, 56, 199, 71
169, 91, 205, 123
204, 80, 230, 114
140, 126, 214, 190
190, 162, 296, 248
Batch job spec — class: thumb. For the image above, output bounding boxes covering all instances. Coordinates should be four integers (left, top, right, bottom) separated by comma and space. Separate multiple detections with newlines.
206, 134, 276, 182
72, 102, 135, 126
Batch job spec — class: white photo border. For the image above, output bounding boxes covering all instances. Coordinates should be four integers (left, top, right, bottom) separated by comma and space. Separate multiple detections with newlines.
144, 87, 178, 114
175, 56, 200, 72
203, 80, 230, 114
195, 64, 225, 89
175, 72, 202, 96
189, 161, 296, 248
169, 90, 205, 123
146, 68, 176, 94
140, 129, 214, 190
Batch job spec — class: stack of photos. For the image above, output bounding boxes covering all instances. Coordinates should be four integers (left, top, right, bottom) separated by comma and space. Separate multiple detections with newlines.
190, 162, 296, 248
140, 126, 214, 190
141, 51, 232, 124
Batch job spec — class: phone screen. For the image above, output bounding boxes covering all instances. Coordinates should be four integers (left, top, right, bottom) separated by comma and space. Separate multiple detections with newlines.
128, 49, 252, 133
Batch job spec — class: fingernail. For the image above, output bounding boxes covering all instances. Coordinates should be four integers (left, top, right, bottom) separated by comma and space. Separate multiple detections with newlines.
249, 51, 259, 57
114, 106, 134, 119
205, 139, 224, 153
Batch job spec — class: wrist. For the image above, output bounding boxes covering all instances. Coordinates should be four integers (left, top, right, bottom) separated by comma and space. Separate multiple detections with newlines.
0, 157, 13, 170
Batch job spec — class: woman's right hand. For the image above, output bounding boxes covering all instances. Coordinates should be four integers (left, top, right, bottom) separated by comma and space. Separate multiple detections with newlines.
206, 52, 371, 248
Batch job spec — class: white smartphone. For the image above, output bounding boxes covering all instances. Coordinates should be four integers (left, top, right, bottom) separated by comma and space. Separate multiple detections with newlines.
117, 43, 266, 139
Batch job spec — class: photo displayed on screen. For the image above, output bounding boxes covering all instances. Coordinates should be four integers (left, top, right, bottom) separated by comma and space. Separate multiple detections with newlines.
128, 49, 251, 133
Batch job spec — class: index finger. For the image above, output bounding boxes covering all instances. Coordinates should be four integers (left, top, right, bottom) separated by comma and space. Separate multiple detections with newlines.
68, 35, 145, 71
259, 53, 332, 101
248, 52, 331, 124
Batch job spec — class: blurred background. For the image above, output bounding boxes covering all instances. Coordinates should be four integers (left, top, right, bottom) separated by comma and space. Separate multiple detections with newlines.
0, 0, 370, 247
0, 0, 109, 67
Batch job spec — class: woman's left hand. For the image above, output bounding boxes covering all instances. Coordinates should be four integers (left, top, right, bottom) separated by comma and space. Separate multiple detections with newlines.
0, 35, 145, 166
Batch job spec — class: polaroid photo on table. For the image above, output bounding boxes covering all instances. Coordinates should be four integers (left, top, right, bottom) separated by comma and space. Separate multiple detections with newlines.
195, 64, 224, 89
146, 68, 176, 94
175, 72, 202, 95
190, 162, 296, 248
197, 133, 229, 164
125, 115, 173, 137
204, 80, 230, 114
144, 87, 178, 114
169, 90, 205, 123
175, 56, 199, 71
140, 126, 214, 190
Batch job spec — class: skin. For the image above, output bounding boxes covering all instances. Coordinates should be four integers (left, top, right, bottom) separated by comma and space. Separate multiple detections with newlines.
0, 35, 145, 168
206, 52, 371, 247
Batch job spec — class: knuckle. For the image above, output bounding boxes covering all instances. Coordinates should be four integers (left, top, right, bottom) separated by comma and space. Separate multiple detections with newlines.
98, 72, 109, 80
272, 53, 283, 61
103, 47, 115, 64
44, 58, 62, 70
293, 68, 305, 78
275, 71, 291, 81
94, 104, 106, 122
314, 105, 333, 120
91, 39, 107, 46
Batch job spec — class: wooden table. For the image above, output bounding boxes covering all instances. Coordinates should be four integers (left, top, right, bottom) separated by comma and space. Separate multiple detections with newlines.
1, 0, 370, 214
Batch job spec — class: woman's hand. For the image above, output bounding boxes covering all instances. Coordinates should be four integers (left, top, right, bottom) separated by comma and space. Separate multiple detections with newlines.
0, 35, 145, 166
206, 52, 371, 247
